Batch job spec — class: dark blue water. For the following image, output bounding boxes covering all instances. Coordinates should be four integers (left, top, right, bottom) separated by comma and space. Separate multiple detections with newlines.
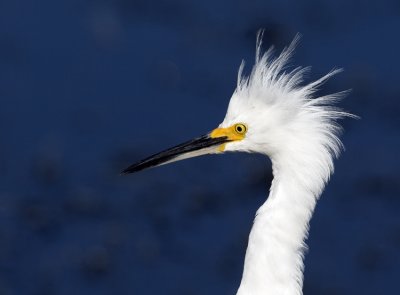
0, 1, 399, 294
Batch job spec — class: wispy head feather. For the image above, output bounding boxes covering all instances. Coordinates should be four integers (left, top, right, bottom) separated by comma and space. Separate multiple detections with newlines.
228, 32, 357, 295
222, 32, 356, 193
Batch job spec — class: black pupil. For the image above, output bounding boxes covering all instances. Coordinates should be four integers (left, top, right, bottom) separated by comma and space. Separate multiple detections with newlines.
237, 126, 242, 132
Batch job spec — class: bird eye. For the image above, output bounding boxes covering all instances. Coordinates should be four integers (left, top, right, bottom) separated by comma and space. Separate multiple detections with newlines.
234, 123, 247, 134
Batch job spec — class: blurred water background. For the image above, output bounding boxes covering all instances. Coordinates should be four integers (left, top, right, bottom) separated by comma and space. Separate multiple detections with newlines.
0, 1, 399, 294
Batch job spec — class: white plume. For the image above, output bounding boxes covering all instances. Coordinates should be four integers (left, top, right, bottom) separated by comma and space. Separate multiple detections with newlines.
220, 32, 356, 295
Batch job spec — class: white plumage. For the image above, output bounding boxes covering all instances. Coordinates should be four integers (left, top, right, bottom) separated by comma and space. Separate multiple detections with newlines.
123, 32, 354, 295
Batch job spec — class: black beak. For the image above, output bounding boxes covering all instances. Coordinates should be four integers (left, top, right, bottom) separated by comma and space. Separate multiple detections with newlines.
121, 133, 231, 175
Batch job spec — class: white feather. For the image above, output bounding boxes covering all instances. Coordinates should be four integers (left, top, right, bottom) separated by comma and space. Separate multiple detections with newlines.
219, 33, 355, 295
124, 32, 355, 295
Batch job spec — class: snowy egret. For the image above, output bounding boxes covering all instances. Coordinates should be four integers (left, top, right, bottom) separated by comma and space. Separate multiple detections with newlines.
122, 32, 353, 295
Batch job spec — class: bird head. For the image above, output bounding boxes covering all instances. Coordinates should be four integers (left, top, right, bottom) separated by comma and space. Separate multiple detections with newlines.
120, 96, 293, 175
122, 34, 350, 175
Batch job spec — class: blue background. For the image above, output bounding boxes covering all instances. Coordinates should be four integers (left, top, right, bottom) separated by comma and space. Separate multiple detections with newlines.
0, 1, 399, 294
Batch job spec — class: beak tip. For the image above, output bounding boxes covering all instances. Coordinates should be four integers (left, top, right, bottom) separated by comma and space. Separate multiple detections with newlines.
120, 166, 136, 175
121, 162, 148, 175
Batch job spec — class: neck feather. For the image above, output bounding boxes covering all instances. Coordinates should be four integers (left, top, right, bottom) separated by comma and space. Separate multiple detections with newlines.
237, 151, 330, 295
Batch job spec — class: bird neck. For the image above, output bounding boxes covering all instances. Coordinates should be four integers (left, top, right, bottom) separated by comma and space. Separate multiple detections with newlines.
237, 155, 326, 295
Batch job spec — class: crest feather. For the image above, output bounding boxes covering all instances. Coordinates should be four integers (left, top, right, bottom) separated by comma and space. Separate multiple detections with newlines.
228, 32, 357, 180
